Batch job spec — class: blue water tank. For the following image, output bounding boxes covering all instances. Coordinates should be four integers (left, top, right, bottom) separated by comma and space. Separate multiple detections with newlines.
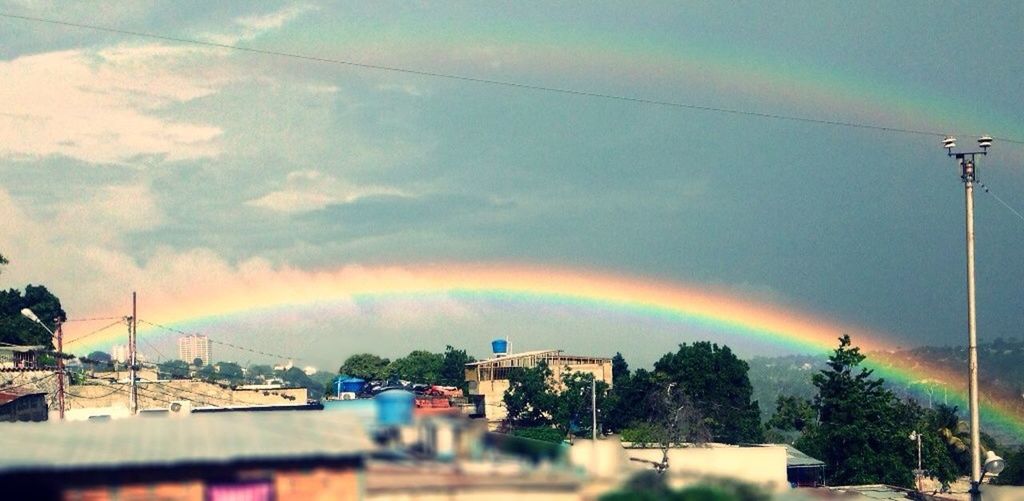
341, 377, 366, 394
491, 338, 508, 355
375, 390, 414, 426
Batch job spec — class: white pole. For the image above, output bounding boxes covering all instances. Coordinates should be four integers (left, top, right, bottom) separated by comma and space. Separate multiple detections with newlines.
591, 377, 597, 441
964, 159, 982, 500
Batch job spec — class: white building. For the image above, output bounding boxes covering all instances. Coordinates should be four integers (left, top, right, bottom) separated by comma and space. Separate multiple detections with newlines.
177, 334, 211, 365
111, 344, 129, 364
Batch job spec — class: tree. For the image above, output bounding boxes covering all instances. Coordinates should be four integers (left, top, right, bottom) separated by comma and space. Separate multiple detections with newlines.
503, 361, 556, 428
796, 335, 917, 487
0, 284, 66, 347
193, 357, 204, 367
247, 364, 274, 382
158, 359, 190, 379
767, 395, 816, 433
553, 368, 610, 438
611, 352, 629, 386
653, 342, 763, 443
87, 351, 112, 363
638, 380, 712, 474
215, 362, 244, 383
606, 366, 657, 433
439, 345, 474, 387
195, 364, 216, 381
339, 353, 391, 381
993, 446, 1024, 485
280, 366, 322, 400
388, 350, 444, 383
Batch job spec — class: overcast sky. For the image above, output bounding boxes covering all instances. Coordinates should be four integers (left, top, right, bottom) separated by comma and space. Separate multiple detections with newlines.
2, 2, 1023, 368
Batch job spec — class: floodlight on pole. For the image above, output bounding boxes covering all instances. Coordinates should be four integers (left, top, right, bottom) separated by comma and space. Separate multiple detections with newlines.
943, 135, 993, 501
981, 450, 1006, 483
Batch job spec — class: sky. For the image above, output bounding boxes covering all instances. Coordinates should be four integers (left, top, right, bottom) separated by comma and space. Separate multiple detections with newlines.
1, 1, 1023, 369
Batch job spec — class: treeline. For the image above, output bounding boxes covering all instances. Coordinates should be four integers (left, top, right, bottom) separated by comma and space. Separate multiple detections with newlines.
336, 346, 474, 389
501, 342, 765, 450
764, 335, 1023, 488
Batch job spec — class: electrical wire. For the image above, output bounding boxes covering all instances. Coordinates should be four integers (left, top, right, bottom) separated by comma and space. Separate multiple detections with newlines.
1, 11, 1021, 145
138, 319, 300, 362
64, 382, 128, 399
64, 318, 127, 346
63, 316, 124, 323
977, 181, 1024, 225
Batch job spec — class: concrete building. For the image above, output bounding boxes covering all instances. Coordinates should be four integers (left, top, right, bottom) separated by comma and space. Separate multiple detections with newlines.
0, 345, 44, 369
0, 389, 48, 422
178, 334, 211, 365
464, 349, 612, 424
0, 412, 367, 500
110, 344, 128, 363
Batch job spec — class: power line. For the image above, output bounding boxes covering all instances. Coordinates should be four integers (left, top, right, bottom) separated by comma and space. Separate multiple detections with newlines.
64, 316, 124, 323
64, 319, 127, 347
137, 319, 300, 362
1, 11, 1021, 145
977, 181, 1024, 226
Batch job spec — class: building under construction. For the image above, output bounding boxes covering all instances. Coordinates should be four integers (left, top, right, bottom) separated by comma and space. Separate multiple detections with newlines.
464, 342, 612, 425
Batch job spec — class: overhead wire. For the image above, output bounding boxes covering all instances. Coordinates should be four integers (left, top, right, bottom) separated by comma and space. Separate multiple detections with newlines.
977, 181, 1024, 226
64, 318, 126, 347
0, 11, 1021, 145
137, 319, 300, 362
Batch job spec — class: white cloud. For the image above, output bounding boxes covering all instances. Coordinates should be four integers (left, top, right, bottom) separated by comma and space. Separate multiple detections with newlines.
246, 170, 410, 213
204, 4, 319, 45
0, 46, 226, 165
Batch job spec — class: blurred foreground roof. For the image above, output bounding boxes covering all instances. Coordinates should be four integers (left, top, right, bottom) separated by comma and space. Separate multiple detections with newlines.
0, 412, 372, 474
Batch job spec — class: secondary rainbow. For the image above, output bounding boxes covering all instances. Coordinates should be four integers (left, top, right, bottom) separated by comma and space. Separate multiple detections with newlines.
64, 263, 1024, 437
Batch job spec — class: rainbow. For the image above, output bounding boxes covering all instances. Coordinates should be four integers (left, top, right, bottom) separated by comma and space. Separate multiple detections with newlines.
64, 263, 1024, 438
266, 16, 1022, 140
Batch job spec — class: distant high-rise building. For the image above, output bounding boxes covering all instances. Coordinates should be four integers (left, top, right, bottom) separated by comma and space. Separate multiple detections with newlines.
178, 334, 211, 365
111, 344, 129, 364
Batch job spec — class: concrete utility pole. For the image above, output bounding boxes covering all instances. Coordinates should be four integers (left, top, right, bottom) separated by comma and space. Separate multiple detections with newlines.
129, 291, 138, 416
591, 377, 597, 441
943, 135, 991, 501
55, 317, 65, 421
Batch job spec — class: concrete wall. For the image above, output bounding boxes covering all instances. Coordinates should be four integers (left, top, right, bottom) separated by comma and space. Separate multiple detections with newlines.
467, 360, 612, 425
63, 380, 308, 419
624, 445, 789, 492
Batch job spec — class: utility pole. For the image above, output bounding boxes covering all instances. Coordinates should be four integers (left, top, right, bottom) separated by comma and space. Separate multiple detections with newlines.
129, 291, 138, 416
944, 135, 991, 501
591, 377, 597, 441
55, 317, 65, 421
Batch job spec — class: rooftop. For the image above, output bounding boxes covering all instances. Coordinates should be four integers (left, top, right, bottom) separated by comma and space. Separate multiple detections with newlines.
466, 349, 610, 367
0, 411, 372, 475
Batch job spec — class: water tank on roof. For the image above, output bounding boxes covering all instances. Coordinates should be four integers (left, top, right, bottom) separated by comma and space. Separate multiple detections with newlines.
375, 390, 414, 426
491, 338, 509, 357
341, 377, 366, 394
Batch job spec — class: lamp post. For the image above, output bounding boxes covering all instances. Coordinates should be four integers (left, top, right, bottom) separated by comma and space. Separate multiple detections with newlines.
20, 308, 65, 421
943, 135, 992, 501
909, 431, 923, 491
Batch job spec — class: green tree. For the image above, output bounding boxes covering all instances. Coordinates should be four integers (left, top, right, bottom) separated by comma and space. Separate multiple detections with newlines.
796, 335, 916, 487
606, 366, 657, 433
215, 361, 244, 383
611, 352, 629, 386
439, 345, 474, 387
87, 351, 112, 363
653, 342, 764, 443
503, 361, 556, 428
339, 353, 391, 380
993, 445, 1024, 485
193, 357, 204, 367
553, 368, 610, 438
158, 359, 190, 379
388, 350, 444, 383
280, 366, 321, 400
767, 395, 816, 432
0, 284, 66, 347
196, 364, 216, 381
247, 364, 274, 382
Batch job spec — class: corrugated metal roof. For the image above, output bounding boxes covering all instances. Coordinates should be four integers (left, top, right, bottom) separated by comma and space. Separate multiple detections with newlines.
0, 411, 372, 474
0, 389, 46, 406
780, 444, 825, 467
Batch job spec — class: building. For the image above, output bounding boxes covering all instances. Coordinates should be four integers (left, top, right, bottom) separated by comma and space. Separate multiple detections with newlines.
464, 349, 612, 424
110, 344, 128, 363
0, 389, 48, 422
178, 334, 211, 365
0, 345, 45, 369
0, 412, 367, 500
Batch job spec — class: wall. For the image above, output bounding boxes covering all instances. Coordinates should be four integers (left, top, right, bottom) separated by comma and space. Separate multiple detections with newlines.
63, 380, 308, 418
624, 444, 789, 492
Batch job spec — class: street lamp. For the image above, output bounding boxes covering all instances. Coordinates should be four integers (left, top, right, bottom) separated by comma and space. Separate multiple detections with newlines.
981, 450, 1006, 483
943, 135, 992, 501
21, 308, 65, 421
